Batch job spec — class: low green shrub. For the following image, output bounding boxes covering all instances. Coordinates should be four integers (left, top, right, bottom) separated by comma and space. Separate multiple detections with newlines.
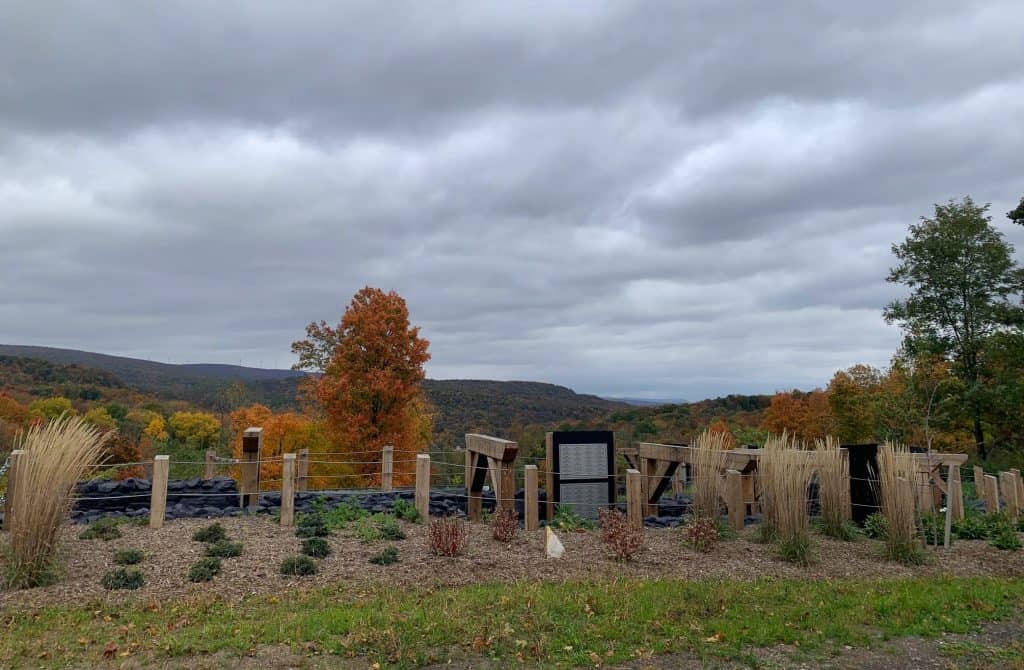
989, 527, 1021, 551
549, 505, 595, 531
351, 516, 383, 543
79, 517, 122, 541
192, 523, 226, 543
101, 567, 144, 590
921, 512, 946, 545
818, 518, 859, 542
295, 512, 330, 538
280, 555, 317, 576
113, 549, 144, 565
321, 500, 369, 529
369, 546, 399, 566
862, 513, 890, 540
188, 557, 221, 582
753, 522, 777, 544
953, 514, 988, 540
301, 537, 331, 558
777, 533, 815, 566
375, 514, 406, 541
204, 540, 243, 558
392, 498, 421, 523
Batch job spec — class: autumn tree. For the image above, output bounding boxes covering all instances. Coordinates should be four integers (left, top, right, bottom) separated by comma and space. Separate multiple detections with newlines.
168, 411, 221, 449
292, 287, 432, 485
229, 404, 334, 485
827, 365, 884, 443
760, 390, 833, 443
884, 197, 1024, 460
706, 418, 738, 449
28, 396, 75, 421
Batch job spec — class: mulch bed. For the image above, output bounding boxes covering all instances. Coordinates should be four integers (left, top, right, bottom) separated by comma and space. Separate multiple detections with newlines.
1, 516, 1022, 610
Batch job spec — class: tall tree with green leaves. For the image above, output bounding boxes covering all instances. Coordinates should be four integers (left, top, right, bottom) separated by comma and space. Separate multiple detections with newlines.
884, 197, 1024, 460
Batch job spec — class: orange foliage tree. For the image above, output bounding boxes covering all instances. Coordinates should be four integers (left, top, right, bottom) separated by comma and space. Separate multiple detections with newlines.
229, 404, 331, 484
760, 390, 834, 443
293, 287, 433, 487
705, 418, 738, 449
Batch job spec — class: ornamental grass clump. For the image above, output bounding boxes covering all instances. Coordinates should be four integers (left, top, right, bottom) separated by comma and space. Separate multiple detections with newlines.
876, 442, 927, 565
758, 433, 816, 565
3, 415, 110, 589
814, 436, 856, 541
691, 429, 730, 521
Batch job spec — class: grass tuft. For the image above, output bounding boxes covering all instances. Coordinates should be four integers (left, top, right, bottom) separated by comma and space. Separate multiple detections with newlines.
113, 549, 144, 566
301, 537, 331, 558
192, 523, 226, 543
280, 555, 317, 576
101, 567, 144, 590
188, 557, 222, 582
79, 517, 123, 541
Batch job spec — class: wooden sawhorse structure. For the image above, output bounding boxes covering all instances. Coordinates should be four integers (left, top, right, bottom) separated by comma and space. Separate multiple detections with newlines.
465, 434, 519, 521
636, 442, 758, 530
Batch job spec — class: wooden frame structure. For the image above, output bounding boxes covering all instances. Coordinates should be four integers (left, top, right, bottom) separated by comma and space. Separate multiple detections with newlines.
465, 434, 518, 521
910, 452, 968, 518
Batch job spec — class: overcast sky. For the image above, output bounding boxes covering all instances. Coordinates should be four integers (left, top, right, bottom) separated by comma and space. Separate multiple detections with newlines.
2, 2, 1023, 400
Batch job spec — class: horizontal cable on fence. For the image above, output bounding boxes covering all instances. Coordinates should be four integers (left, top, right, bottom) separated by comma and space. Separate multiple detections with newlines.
82, 460, 155, 468
71, 493, 153, 501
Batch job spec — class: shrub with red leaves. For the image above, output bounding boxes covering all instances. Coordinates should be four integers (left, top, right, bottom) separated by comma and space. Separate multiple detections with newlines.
685, 517, 719, 553
428, 516, 468, 556
597, 507, 643, 561
491, 507, 518, 542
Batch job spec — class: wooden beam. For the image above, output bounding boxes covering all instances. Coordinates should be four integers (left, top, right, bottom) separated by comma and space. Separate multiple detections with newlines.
280, 453, 296, 527
626, 469, 643, 529
524, 465, 539, 531
726, 469, 744, 531
464, 434, 518, 462
149, 455, 169, 529
498, 461, 516, 512
415, 454, 431, 522
973, 466, 984, 497
204, 450, 215, 480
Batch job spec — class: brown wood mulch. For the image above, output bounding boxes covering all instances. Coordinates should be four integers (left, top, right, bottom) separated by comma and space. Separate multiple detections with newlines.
1, 516, 1022, 611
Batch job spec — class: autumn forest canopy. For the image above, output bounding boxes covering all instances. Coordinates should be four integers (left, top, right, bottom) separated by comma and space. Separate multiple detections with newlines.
2, 195, 1024, 472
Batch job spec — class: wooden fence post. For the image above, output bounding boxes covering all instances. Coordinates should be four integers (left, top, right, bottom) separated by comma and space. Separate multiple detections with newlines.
524, 464, 539, 531
944, 476, 957, 549
149, 455, 169, 529
1012, 469, 1024, 511
204, 450, 215, 480
415, 454, 431, 522
240, 427, 262, 510
983, 474, 1000, 513
544, 432, 554, 522
1000, 472, 1020, 519
726, 469, 744, 531
297, 448, 309, 492
973, 466, 984, 497
381, 445, 394, 492
2, 450, 25, 532
626, 468, 643, 530
948, 465, 964, 521
280, 453, 296, 527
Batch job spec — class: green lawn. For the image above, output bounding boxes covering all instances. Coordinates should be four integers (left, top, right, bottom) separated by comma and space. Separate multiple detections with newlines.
2, 577, 1022, 668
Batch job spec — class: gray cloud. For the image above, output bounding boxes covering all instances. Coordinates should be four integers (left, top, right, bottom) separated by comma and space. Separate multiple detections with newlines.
2, 2, 1024, 399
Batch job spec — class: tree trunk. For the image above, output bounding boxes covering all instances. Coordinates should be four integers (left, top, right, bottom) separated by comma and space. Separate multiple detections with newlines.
973, 413, 986, 462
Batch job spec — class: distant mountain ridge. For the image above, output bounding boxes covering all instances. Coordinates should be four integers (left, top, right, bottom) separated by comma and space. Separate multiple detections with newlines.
0, 345, 629, 443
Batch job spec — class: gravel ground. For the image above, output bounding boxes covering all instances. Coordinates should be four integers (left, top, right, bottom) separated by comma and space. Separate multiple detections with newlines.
1, 517, 1022, 610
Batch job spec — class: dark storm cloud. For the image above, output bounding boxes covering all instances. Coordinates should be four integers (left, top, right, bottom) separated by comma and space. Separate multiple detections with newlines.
2, 1, 1023, 399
